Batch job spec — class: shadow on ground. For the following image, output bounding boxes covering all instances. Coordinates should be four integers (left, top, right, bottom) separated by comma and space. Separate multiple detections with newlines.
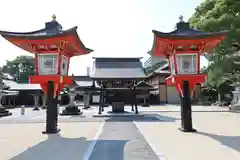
9, 134, 127, 160
88, 140, 128, 160
104, 114, 180, 122
142, 110, 229, 113
196, 131, 240, 153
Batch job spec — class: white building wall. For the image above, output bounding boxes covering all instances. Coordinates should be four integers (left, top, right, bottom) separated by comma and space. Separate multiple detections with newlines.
167, 86, 181, 104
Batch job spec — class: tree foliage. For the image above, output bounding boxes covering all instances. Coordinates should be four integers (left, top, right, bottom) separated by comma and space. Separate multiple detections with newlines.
189, 0, 240, 89
1, 55, 35, 83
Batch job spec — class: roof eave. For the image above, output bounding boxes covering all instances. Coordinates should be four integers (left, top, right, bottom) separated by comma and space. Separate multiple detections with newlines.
0, 26, 94, 55
0, 27, 78, 39
72, 28, 94, 54
152, 30, 229, 40
0, 28, 46, 36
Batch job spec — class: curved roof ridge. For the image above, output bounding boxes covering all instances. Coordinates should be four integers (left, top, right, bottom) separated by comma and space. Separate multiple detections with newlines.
152, 29, 228, 38
0, 26, 78, 37
0, 28, 46, 35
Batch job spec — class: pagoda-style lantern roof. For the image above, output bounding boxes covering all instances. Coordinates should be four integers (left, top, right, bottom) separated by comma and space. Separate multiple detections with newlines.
150, 15, 228, 57
0, 15, 93, 57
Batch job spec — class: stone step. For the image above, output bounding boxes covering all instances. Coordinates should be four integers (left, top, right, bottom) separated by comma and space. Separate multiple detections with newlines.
0, 110, 9, 114
0, 111, 12, 117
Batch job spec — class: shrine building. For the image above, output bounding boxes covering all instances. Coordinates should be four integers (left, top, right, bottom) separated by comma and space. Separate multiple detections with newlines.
145, 62, 201, 104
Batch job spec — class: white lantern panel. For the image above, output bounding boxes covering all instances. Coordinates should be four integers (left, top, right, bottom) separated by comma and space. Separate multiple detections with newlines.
60, 55, 68, 75
169, 56, 176, 75
38, 54, 59, 75
176, 54, 197, 74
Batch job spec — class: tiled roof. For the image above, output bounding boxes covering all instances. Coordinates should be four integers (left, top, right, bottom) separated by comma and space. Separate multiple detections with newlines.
136, 81, 153, 88
3, 79, 41, 90
91, 58, 146, 79
71, 76, 93, 88
0, 90, 19, 96
154, 63, 170, 74
92, 68, 146, 79
72, 76, 91, 81
9, 84, 42, 90
75, 81, 93, 87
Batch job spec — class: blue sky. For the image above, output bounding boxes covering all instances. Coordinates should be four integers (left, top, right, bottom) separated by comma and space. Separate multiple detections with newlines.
0, 0, 206, 75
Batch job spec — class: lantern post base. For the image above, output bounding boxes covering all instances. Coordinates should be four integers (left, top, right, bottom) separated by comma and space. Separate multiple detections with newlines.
42, 128, 61, 134
178, 127, 197, 132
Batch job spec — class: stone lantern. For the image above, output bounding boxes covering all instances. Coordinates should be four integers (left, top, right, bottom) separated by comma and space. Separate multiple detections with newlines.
60, 87, 82, 115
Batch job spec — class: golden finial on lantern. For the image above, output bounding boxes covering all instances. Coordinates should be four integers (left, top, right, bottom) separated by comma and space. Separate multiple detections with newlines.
52, 14, 56, 21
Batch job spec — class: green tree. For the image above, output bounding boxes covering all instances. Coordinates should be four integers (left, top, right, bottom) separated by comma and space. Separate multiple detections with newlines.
1, 55, 35, 83
189, 0, 240, 88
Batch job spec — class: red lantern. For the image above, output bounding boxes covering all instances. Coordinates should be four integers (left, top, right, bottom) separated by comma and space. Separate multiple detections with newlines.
0, 15, 93, 97
150, 16, 228, 97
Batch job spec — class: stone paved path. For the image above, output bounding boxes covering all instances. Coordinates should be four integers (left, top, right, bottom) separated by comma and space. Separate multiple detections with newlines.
89, 117, 159, 160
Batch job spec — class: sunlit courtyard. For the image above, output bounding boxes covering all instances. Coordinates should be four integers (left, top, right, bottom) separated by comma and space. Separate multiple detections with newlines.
0, 106, 239, 160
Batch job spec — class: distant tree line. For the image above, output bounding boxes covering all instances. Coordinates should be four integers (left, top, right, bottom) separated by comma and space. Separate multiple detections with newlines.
0, 55, 35, 83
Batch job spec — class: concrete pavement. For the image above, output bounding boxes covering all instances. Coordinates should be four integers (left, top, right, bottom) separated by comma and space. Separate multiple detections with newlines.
135, 109, 240, 160
0, 122, 104, 160
0, 105, 239, 160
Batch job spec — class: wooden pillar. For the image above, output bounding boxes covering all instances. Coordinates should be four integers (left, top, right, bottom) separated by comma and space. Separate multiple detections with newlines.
105, 91, 109, 106
131, 103, 134, 112
2, 96, 6, 106
98, 83, 103, 114
130, 84, 134, 112
0, 95, 12, 117
103, 90, 108, 107
0, 95, 3, 107
133, 81, 138, 114
101, 88, 104, 112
